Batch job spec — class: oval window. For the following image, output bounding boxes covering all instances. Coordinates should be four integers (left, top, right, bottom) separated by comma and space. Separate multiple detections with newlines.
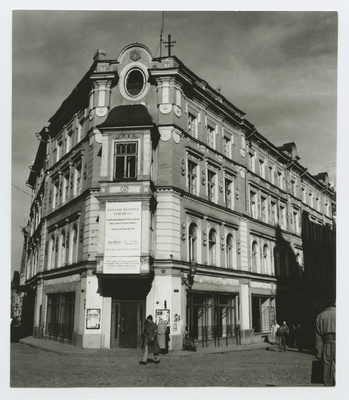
125, 69, 145, 97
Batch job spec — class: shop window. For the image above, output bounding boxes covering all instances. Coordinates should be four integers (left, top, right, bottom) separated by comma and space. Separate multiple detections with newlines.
46, 293, 75, 343
252, 296, 273, 334
114, 142, 137, 180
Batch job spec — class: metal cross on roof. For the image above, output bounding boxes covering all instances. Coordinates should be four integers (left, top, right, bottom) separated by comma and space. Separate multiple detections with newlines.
164, 34, 176, 57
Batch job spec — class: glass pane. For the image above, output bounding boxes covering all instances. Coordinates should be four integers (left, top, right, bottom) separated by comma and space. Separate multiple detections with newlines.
115, 156, 125, 179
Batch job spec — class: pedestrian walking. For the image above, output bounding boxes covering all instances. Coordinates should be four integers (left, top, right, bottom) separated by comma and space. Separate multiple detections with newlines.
139, 315, 160, 365
315, 302, 336, 386
277, 321, 289, 352
270, 320, 280, 345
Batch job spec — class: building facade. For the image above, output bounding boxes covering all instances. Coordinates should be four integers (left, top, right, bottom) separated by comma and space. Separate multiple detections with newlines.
20, 43, 336, 350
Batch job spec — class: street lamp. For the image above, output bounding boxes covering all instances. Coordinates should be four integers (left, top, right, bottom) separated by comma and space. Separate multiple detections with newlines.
182, 259, 197, 290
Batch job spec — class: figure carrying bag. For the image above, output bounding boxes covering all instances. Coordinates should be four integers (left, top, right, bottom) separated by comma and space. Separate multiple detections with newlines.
311, 360, 324, 384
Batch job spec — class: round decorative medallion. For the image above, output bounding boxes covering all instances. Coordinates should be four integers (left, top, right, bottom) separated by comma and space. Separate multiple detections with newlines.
120, 186, 129, 193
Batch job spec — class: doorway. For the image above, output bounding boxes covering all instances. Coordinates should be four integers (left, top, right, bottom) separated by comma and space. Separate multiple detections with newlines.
111, 301, 145, 348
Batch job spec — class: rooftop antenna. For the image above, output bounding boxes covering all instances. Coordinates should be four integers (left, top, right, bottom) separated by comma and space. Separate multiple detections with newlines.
160, 11, 165, 58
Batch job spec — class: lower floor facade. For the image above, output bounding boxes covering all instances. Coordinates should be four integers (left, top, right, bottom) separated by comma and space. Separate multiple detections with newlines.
22, 262, 313, 351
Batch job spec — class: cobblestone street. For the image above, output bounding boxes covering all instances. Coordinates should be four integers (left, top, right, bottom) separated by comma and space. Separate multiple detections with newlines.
10, 340, 322, 388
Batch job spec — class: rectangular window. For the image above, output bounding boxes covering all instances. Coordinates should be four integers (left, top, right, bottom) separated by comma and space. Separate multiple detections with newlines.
225, 178, 233, 209
63, 172, 70, 202
277, 171, 284, 190
259, 159, 266, 179
188, 112, 198, 138
302, 187, 307, 203
268, 165, 275, 184
53, 180, 59, 209
114, 142, 137, 180
309, 192, 314, 208
77, 120, 84, 143
249, 152, 255, 173
207, 170, 216, 202
291, 179, 297, 197
261, 195, 268, 222
207, 125, 215, 149
56, 140, 62, 162
66, 130, 73, 153
73, 164, 82, 196
250, 190, 258, 219
293, 208, 300, 234
280, 204, 287, 229
271, 200, 277, 225
223, 136, 231, 158
188, 160, 198, 195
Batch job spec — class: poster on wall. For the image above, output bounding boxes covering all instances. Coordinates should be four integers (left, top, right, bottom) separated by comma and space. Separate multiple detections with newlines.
86, 308, 101, 329
155, 309, 170, 325
104, 201, 142, 274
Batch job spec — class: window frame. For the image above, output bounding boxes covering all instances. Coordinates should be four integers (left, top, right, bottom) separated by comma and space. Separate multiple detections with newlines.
113, 141, 138, 181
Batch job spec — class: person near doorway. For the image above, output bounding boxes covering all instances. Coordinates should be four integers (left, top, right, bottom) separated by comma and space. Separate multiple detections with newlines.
277, 321, 289, 352
139, 315, 160, 365
270, 320, 280, 345
315, 302, 336, 386
157, 318, 168, 354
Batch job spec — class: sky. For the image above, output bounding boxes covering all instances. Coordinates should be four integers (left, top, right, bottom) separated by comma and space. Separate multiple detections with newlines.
8, 8, 340, 277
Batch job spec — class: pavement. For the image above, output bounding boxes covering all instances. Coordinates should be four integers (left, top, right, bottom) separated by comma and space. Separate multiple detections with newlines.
19, 335, 267, 358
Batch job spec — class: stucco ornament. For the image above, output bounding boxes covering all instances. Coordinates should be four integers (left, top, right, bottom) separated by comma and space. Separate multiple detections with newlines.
95, 107, 108, 117
130, 50, 141, 61
159, 104, 172, 114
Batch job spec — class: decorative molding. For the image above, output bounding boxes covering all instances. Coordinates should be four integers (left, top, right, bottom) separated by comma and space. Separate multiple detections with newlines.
95, 107, 108, 117
159, 104, 172, 114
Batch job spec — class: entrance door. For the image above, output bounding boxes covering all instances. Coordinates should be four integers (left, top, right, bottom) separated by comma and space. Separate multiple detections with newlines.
119, 302, 138, 347
111, 301, 145, 348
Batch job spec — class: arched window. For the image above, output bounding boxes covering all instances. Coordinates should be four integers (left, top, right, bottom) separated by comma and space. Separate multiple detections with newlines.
252, 241, 259, 273
48, 234, 55, 270
296, 253, 303, 279
273, 246, 281, 276
58, 230, 66, 267
188, 223, 198, 262
226, 234, 234, 268
69, 224, 78, 265
263, 244, 269, 275
208, 229, 217, 266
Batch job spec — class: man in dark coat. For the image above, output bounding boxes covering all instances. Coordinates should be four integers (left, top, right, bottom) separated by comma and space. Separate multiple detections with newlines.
315, 303, 336, 386
139, 315, 160, 365
277, 321, 289, 352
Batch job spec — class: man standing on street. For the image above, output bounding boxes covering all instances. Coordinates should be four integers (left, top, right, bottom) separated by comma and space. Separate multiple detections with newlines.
139, 315, 160, 365
277, 321, 289, 352
315, 301, 336, 386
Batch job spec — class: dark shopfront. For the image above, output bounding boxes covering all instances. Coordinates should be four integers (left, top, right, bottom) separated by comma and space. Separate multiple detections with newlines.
103, 276, 152, 349
187, 291, 239, 348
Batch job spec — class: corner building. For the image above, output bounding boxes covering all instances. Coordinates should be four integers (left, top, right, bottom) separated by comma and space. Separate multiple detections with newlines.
21, 44, 336, 350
